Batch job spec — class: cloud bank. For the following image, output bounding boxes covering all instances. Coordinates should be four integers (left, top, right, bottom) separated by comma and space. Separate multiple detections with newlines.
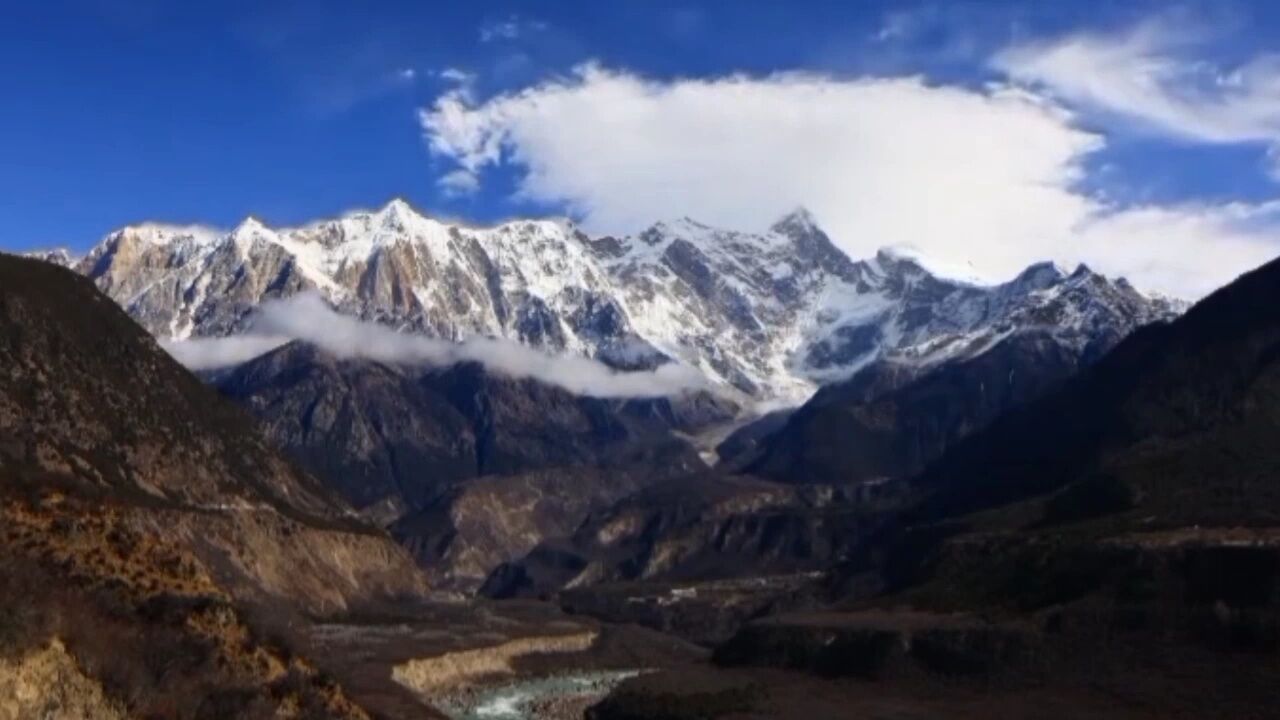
419, 63, 1280, 298
162, 294, 709, 398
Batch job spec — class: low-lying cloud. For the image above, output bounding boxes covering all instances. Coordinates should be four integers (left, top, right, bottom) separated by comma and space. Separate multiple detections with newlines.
161, 293, 710, 398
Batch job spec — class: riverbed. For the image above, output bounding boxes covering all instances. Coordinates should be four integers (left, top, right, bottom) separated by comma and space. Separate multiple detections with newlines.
439, 670, 642, 720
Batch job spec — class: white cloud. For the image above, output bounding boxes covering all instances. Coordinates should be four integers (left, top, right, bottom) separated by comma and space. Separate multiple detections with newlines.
437, 67, 474, 85
993, 20, 1280, 146
419, 63, 1280, 298
479, 15, 546, 43
163, 293, 710, 398
162, 335, 287, 370
874, 8, 927, 43
437, 168, 480, 196
1069, 201, 1280, 298
398, 68, 417, 81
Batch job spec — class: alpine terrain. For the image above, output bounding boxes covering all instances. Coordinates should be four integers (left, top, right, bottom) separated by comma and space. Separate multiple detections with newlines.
29, 201, 1186, 599
12, 2, 1280, 718
61, 200, 1181, 403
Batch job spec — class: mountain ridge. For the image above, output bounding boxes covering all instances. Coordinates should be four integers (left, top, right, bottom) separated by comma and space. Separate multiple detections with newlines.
47, 200, 1184, 405
0, 252, 433, 717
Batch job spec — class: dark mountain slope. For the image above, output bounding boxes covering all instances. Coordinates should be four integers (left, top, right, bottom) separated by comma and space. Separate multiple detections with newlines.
745, 331, 1084, 484
912, 254, 1280, 526
216, 342, 478, 514
0, 254, 428, 718
391, 465, 662, 592
490, 475, 868, 594
480, 474, 905, 644
660, 258, 1280, 719
743, 259, 1180, 487
218, 345, 728, 517
1, 261, 346, 518
419, 361, 726, 479
215, 342, 732, 591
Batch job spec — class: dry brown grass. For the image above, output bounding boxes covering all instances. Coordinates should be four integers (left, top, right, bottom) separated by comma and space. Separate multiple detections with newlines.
0, 493, 372, 719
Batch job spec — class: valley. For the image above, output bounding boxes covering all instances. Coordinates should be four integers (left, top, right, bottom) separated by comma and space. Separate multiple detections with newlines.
3, 202, 1277, 719
12, 2, 1280, 716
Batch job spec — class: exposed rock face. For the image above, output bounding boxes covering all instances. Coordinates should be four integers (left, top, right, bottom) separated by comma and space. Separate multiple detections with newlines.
393, 467, 669, 592
0, 254, 429, 716
0, 640, 128, 720
215, 342, 726, 518
214, 342, 478, 513
68, 201, 1181, 403
482, 475, 900, 602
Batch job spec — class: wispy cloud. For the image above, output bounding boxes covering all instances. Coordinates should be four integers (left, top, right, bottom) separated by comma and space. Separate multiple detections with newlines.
437, 168, 480, 196
437, 67, 474, 85
163, 293, 711, 398
994, 19, 1280, 148
479, 14, 547, 43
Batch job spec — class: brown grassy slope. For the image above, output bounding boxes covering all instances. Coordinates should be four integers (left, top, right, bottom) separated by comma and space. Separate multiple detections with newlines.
0, 254, 429, 718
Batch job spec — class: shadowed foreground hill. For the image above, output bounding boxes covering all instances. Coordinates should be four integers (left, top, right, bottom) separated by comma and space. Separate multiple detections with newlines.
912, 252, 1280, 526
592, 257, 1280, 719
0, 255, 429, 718
741, 331, 1083, 484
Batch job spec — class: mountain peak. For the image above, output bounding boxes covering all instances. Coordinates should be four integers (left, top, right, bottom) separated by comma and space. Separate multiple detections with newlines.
769, 206, 819, 235
113, 222, 223, 247
21, 247, 77, 267
378, 197, 418, 220
233, 216, 269, 234
873, 246, 924, 271
1010, 260, 1069, 290
1069, 262, 1096, 280
874, 245, 985, 285
73, 207, 1183, 404
371, 197, 422, 232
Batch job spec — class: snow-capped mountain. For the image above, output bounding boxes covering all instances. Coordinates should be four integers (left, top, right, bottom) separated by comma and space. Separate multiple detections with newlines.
65, 199, 1183, 402
20, 247, 76, 267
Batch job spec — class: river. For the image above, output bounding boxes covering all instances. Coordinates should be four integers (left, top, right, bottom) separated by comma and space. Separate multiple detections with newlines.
440, 670, 642, 720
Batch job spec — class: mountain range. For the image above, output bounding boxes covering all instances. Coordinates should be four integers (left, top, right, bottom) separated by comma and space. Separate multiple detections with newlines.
642, 245, 1280, 720
26, 202, 1186, 595
45, 200, 1182, 404
7, 200, 1280, 718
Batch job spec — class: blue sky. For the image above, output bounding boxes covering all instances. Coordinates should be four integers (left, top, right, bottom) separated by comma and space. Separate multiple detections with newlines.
6, 1, 1280, 296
